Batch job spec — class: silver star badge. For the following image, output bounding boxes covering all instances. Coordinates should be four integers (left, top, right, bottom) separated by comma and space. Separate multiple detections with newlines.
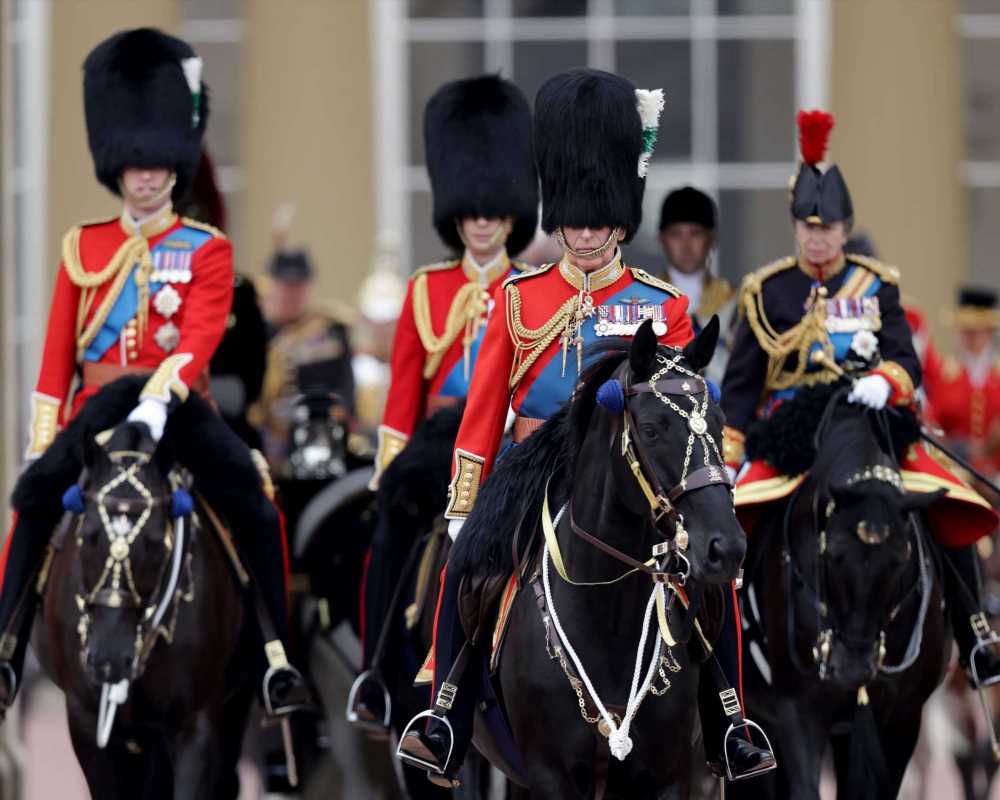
154, 321, 180, 352
153, 285, 182, 319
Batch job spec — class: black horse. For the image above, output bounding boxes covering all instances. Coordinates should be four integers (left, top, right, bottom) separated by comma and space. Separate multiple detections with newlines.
31, 419, 251, 799
734, 389, 949, 800
446, 321, 745, 798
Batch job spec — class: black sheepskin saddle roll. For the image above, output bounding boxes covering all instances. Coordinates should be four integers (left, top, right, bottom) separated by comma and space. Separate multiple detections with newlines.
744, 380, 921, 477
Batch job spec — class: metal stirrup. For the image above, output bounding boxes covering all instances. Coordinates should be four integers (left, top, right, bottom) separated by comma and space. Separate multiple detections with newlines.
396, 710, 455, 775
345, 669, 392, 730
722, 720, 777, 782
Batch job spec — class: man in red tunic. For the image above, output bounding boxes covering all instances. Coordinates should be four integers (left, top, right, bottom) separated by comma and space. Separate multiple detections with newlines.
349, 75, 538, 727
924, 288, 1000, 480
398, 68, 775, 787
0, 28, 306, 718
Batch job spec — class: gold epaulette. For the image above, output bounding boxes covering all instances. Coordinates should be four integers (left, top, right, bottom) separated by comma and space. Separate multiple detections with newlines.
77, 214, 119, 230
510, 260, 534, 274
630, 267, 681, 297
503, 262, 556, 288
845, 253, 900, 285
697, 275, 736, 318
412, 259, 460, 278
181, 217, 227, 239
739, 255, 797, 299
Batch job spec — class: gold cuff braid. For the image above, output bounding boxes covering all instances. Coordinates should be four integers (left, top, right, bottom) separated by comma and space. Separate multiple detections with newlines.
445, 449, 485, 519
25, 392, 61, 460
369, 426, 408, 490
140, 353, 193, 404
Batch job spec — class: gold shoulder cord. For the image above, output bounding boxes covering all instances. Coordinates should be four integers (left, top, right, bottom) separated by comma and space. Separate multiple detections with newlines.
505, 284, 578, 390
62, 226, 153, 359
412, 272, 489, 381
741, 257, 833, 391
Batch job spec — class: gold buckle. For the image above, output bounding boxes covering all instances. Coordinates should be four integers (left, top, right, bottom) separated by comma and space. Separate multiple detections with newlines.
972, 612, 993, 641
436, 681, 458, 711
0, 634, 17, 662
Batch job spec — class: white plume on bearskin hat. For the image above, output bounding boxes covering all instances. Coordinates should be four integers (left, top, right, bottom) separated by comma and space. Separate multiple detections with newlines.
534, 68, 663, 244
423, 74, 538, 257
83, 28, 208, 202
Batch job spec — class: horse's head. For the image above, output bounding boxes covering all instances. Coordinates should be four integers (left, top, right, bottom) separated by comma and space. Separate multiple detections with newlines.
808, 410, 942, 689
584, 317, 745, 584
73, 423, 184, 685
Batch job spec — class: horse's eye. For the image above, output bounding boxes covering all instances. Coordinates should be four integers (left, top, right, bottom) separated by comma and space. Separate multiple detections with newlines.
641, 424, 658, 440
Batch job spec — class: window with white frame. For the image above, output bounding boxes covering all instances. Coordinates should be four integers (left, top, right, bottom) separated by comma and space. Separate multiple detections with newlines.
959, 0, 1000, 291
374, 0, 829, 284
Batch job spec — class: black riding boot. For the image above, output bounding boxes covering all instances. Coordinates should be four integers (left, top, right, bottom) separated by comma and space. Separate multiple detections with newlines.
698, 584, 776, 781
942, 544, 1000, 687
397, 565, 476, 788
348, 510, 411, 732
0, 511, 56, 718
177, 409, 311, 718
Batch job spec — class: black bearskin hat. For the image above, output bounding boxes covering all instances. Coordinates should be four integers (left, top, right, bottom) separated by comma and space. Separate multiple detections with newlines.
534, 69, 650, 243
424, 75, 538, 256
83, 28, 208, 202
658, 186, 717, 232
789, 110, 853, 225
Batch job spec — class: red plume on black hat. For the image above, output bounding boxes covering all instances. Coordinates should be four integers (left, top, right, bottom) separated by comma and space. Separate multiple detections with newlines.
790, 109, 852, 225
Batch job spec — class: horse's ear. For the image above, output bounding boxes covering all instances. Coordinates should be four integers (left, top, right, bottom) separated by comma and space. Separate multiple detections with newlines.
682, 315, 720, 373
629, 319, 659, 377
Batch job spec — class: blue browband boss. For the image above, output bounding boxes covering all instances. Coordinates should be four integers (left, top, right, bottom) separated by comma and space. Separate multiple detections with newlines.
596, 379, 626, 413
170, 488, 194, 518
62, 484, 86, 514
705, 379, 721, 404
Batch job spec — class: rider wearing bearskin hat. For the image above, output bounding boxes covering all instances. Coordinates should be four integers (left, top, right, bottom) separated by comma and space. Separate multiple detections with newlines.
0, 28, 308, 718
722, 111, 1000, 687
396, 68, 775, 787
347, 74, 538, 728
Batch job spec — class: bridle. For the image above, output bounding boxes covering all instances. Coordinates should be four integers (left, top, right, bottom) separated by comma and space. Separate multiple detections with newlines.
567, 350, 733, 587
72, 449, 197, 679
781, 390, 931, 685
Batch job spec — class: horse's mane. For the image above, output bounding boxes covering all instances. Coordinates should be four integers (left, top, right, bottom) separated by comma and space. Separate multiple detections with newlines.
448, 341, 649, 581
744, 380, 921, 478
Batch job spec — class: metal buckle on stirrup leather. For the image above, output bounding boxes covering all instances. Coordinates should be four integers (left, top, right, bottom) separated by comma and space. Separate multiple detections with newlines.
396, 710, 455, 775
722, 720, 778, 782
345, 669, 392, 732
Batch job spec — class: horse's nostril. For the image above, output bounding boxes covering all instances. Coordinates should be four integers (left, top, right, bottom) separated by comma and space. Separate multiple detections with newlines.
708, 538, 724, 563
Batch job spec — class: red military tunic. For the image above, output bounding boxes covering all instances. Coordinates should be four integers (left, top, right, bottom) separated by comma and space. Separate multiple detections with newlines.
443, 252, 693, 519
924, 351, 1000, 477
27, 203, 233, 458
371, 251, 522, 487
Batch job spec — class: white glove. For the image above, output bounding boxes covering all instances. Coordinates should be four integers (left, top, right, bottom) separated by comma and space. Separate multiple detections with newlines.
847, 375, 891, 410
447, 518, 465, 541
127, 397, 168, 442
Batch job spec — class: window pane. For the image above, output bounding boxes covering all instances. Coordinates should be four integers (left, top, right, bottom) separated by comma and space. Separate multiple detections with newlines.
718, 189, 790, 285
616, 41, 692, 160
409, 0, 484, 17
513, 41, 588, 108
197, 42, 241, 167
718, 0, 793, 14
410, 191, 449, 269
512, 0, 587, 16
408, 42, 485, 165
615, 0, 689, 15
968, 189, 1000, 291
963, 39, 1000, 161
718, 40, 794, 162
181, 0, 242, 19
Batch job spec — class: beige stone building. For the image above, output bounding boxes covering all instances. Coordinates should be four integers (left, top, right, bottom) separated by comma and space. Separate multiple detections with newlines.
1, 0, 997, 502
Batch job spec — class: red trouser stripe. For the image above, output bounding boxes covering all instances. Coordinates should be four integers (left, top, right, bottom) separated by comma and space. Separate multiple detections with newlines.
359, 547, 373, 648
0, 515, 17, 590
